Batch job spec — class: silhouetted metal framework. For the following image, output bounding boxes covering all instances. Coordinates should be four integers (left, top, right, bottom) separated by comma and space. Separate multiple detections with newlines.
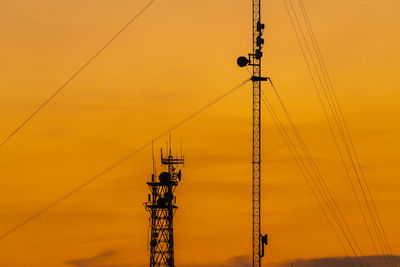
237, 1, 268, 266
252, 1, 263, 266
145, 149, 184, 267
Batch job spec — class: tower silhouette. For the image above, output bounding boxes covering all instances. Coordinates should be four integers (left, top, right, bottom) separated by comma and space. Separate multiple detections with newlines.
237, 0, 268, 265
145, 145, 184, 267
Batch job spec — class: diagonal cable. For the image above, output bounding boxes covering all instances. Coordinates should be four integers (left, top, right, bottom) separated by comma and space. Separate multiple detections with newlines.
297, 1, 396, 265
261, 85, 365, 266
282, 1, 392, 265
285, 0, 395, 265
261, 93, 357, 267
0, 78, 250, 241
0, 0, 155, 149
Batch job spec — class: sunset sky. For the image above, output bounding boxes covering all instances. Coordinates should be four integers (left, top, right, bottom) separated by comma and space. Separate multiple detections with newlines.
0, 0, 399, 266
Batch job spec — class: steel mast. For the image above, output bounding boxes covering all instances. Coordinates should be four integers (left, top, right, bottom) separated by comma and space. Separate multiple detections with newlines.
251, 2, 263, 266
237, 0, 268, 266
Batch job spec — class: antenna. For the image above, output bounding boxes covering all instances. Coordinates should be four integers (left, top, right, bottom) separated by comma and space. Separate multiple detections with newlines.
145, 144, 185, 267
152, 140, 156, 177
169, 134, 172, 156
180, 137, 183, 158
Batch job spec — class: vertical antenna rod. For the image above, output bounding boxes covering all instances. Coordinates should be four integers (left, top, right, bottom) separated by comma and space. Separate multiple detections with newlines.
152, 140, 156, 176
237, 1, 268, 266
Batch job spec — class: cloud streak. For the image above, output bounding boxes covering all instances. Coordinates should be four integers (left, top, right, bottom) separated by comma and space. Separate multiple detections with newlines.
65, 250, 130, 267
181, 255, 251, 267
181, 255, 400, 267
277, 255, 400, 267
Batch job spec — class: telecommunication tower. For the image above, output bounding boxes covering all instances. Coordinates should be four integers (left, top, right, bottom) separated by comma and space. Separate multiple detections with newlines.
236, 0, 269, 266
145, 145, 184, 267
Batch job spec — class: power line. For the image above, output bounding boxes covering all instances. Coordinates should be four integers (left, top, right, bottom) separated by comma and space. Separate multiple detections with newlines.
0, 78, 250, 241
0, 0, 155, 150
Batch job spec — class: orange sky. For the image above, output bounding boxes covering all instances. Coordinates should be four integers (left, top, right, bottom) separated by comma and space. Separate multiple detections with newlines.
0, 0, 399, 266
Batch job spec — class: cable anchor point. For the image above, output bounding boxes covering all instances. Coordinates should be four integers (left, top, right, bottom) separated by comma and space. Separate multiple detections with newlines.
251, 76, 269, 82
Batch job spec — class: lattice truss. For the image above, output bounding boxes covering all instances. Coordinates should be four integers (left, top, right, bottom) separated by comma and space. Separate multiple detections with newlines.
145, 152, 183, 267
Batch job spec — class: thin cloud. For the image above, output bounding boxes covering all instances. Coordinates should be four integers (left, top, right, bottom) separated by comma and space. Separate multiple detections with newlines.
65, 253, 400, 267
181, 255, 251, 267
182, 255, 400, 267
65, 250, 130, 267
278, 255, 400, 267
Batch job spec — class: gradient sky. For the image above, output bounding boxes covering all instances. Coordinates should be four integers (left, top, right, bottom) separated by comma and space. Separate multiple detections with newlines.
0, 0, 399, 266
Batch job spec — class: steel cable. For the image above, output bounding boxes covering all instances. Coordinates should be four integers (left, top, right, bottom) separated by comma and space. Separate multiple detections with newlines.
0, 78, 250, 241
297, 1, 396, 266
261, 93, 357, 267
282, 0, 393, 265
290, 1, 391, 264
0, 0, 155, 150
282, 2, 367, 265
261, 86, 365, 266
266, 80, 368, 263
285, 0, 395, 265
